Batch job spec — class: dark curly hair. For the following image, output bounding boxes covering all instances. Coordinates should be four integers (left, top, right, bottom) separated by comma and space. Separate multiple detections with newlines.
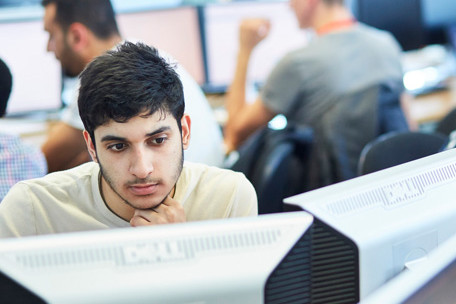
41, 0, 119, 39
78, 41, 185, 144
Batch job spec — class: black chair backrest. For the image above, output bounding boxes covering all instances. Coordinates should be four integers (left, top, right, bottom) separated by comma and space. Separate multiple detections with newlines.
229, 125, 313, 214
358, 131, 448, 175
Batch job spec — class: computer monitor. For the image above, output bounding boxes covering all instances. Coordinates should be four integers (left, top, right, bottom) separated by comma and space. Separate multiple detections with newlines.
361, 232, 456, 304
199, 0, 309, 93
0, 212, 326, 304
354, 0, 423, 51
0, 0, 40, 7
422, 0, 456, 29
116, 6, 205, 85
354, 0, 456, 52
0, 18, 62, 116
421, 0, 456, 53
284, 148, 456, 301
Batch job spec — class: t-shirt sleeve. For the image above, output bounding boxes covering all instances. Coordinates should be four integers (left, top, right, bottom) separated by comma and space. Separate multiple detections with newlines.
229, 173, 258, 217
261, 54, 304, 116
0, 183, 37, 238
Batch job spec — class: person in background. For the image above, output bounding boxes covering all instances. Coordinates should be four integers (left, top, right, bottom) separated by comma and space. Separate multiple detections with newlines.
0, 42, 257, 238
224, 0, 413, 185
0, 58, 47, 201
41, 0, 224, 173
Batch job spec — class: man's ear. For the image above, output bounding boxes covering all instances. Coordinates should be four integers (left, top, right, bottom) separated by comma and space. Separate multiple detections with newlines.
181, 114, 191, 150
67, 22, 89, 52
83, 130, 98, 163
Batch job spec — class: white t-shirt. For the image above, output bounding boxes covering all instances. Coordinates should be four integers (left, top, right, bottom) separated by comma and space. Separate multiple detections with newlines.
62, 47, 224, 167
0, 162, 257, 238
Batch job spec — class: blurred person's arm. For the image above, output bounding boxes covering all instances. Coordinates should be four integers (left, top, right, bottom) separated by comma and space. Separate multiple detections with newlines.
224, 18, 276, 154
41, 122, 91, 172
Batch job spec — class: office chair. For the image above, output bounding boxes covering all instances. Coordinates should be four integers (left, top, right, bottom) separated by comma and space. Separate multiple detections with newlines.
229, 125, 313, 214
435, 108, 456, 136
358, 131, 448, 175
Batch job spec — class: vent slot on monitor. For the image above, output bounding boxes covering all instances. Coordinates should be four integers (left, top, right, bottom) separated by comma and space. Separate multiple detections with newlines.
326, 163, 456, 216
265, 219, 359, 304
7, 228, 284, 271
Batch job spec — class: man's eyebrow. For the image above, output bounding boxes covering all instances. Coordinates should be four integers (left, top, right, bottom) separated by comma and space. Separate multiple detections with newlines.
100, 135, 126, 142
146, 126, 171, 137
100, 126, 172, 142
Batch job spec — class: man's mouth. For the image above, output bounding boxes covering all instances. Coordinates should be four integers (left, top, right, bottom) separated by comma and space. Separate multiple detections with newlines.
128, 183, 159, 196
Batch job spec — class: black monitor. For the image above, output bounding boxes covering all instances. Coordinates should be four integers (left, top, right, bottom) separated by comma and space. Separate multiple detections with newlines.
354, 0, 456, 51
422, 0, 456, 51
422, 0, 456, 29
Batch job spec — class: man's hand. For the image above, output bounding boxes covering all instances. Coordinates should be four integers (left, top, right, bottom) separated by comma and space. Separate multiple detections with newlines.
130, 196, 186, 227
239, 18, 271, 52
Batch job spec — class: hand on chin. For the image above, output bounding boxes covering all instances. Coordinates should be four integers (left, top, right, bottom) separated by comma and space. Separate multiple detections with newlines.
130, 195, 186, 227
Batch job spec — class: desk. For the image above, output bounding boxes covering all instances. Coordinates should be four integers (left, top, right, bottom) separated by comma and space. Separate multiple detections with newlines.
0, 117, 52, 147
409, 77, 456, 126
208, 82, 456, 130
206, 93, 228, 126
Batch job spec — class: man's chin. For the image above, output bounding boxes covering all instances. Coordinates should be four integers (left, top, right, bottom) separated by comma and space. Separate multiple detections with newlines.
128, 196, 167, 210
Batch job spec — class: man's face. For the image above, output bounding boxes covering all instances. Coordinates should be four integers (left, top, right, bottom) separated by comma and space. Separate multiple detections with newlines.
85, 111, 191, 217
43, 3, 83, 77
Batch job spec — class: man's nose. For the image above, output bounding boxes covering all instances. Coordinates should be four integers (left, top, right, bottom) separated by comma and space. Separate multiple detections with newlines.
129, 149, 154, 179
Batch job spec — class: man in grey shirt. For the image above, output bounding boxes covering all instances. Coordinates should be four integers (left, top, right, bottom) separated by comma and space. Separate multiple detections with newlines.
224, 0, 411, 186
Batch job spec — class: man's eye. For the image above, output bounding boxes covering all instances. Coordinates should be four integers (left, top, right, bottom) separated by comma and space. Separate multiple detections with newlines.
109, 143, 126, 151
152, 137, 167, 145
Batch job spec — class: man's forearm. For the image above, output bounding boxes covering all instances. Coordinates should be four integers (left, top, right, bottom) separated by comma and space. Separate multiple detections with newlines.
226, 48, 252, 118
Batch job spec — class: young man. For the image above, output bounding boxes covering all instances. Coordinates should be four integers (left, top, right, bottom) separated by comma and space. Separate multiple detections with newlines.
0, 58, 47, 201
41, 0, 223, 172
0, 42, 257, 238
224, 0, 412, 185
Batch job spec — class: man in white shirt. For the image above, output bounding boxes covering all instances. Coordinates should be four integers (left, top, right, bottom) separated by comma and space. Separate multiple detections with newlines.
41, 0, 223, 172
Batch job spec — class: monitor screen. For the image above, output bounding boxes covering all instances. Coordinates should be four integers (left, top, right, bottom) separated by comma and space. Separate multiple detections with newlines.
421, 0, 456, 49
354, 0, 455, 51
285, 148, 456, 300
0, 18, 62, 116
422, 0, 456, 28
355, 0, 425, 51
0, 0, 40, 7
116, 6, 205, 85
199, 0, 310, 93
